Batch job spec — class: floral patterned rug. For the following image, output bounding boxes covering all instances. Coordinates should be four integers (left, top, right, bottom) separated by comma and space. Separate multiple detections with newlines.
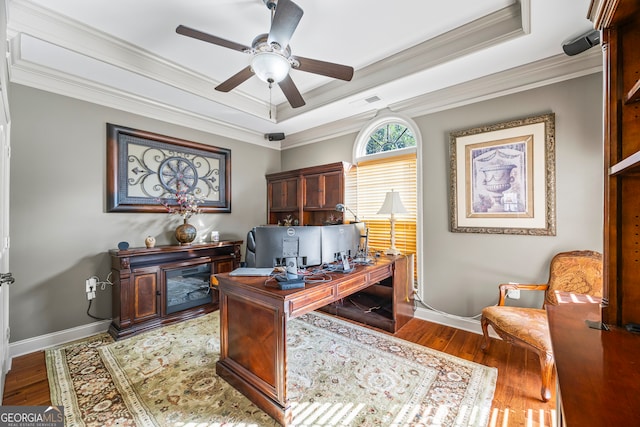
46, 311, 496, 426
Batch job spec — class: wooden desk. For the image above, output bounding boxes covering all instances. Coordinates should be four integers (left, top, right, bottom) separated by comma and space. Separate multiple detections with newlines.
546, 299, 640, 426
214, 256, 412, 425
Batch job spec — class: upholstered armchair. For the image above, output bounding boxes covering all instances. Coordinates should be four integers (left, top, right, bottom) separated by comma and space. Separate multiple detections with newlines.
480, 250, 603, 402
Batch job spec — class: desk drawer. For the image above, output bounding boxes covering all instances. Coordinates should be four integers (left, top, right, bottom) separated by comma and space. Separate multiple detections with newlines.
288, 286, 336, 317
368, 264, 393, 284
337, 275, 368, 297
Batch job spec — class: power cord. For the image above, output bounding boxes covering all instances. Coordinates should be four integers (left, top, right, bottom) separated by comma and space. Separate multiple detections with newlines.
86, 272, 114, 321
413, 290, 490, 321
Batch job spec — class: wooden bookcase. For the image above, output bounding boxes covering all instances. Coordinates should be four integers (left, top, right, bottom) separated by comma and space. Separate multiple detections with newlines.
266, 162, 351, 226
590, 0, 640, 327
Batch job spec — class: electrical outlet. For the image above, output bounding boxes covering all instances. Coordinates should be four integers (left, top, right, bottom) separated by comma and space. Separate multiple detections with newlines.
507, 289, 521, 299
86, 277, 98, 296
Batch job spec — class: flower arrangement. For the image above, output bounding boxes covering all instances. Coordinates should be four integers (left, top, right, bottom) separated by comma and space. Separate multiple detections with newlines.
161, 189, 203, 220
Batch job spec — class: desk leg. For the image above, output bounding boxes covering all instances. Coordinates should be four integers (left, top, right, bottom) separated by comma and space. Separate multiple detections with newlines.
217, 289, 290, 425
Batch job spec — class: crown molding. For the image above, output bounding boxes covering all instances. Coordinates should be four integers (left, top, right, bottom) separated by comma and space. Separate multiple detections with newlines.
8, 35, 275, 149
7, 0, 271, 119
281, 49, 602, 149
7, 0, 525, 125
276, 1, 525, 120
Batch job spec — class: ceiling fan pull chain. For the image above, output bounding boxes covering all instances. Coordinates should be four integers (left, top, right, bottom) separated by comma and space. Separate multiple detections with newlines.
269, 81, 273, 119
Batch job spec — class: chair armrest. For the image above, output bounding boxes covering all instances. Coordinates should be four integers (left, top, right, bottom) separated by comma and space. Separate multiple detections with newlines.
497, 283, 549, 306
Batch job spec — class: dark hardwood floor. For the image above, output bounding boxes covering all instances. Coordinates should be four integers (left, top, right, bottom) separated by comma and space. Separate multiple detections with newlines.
2, 316, 556, 426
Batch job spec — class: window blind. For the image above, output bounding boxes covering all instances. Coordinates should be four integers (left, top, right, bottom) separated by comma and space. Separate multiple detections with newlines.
345, 153, 417, 266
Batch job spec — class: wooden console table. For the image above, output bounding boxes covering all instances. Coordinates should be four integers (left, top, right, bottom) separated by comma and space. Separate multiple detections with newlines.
214, 256, 413, 425
547, 299, 640, 426
109, 241, 241, 339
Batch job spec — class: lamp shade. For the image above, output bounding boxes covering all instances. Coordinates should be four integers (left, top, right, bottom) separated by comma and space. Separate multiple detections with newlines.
377, 190, 408, 215
251, 52, 291, 83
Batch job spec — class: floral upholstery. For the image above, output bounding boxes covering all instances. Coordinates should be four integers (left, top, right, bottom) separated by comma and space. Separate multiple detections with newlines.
481, 306, 550, 353
545, 252, 603, 306
480, 250, 603, 402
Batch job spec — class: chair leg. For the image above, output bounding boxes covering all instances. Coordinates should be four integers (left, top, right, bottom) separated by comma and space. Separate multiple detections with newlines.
539, 352, 554, 402
480, 316, 491, 351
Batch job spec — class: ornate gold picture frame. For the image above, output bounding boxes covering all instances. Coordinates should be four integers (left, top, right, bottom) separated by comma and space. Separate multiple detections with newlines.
107, 124, 231, 213
449, 113, 555, 235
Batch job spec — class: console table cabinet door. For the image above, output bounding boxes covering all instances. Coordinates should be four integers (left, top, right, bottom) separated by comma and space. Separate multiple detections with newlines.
213, 258, 235, 274
131, 266, 161, 323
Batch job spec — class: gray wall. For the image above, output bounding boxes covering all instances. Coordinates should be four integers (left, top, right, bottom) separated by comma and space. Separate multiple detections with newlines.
283, 73, 604, 317
8, 84, 280, 342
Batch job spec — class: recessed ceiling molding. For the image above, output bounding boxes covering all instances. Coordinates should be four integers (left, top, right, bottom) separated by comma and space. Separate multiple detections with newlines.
8, 36, 274, 148
7, 0, 524, 126
7, 0, 271, 120
280, 50, 602, 150
275, 1, 525, 121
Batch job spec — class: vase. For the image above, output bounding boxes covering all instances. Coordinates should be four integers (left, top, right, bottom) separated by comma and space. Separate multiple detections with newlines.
175, 219, 197, 245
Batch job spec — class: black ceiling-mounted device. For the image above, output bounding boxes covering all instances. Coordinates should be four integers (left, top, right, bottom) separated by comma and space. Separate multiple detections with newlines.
176, 0, 354, 108
562, 29, 600, 56
265, 132, 285, 141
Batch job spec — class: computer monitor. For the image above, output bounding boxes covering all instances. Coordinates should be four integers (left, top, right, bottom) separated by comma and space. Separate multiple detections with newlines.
320, 224, 362, 264
254, 226, 323, 269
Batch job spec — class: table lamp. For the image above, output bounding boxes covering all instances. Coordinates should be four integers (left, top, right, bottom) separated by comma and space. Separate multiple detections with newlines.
377, 190, 407, 255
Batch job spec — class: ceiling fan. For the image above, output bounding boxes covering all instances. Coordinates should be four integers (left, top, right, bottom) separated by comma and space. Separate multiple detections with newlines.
176, 0, 354, 108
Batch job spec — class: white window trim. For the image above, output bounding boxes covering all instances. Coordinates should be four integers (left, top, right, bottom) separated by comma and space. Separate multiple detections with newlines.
352, 110, 424, 297
352, 110, 422, 163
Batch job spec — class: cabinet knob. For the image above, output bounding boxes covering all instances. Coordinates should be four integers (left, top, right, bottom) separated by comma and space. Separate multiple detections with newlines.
156, 291, 161, 296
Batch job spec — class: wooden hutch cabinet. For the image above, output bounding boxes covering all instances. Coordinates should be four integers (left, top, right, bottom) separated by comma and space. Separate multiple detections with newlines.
590, 0, 640, 327
546, 3, 640, 426
266, 162, 351, 225
109, 241, 241, 339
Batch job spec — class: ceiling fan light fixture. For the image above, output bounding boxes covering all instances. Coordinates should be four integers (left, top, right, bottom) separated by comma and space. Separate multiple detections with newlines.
251, 52, 291, 83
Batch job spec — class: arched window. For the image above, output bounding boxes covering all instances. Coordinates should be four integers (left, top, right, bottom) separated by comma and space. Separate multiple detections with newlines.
346, 112, 420, 282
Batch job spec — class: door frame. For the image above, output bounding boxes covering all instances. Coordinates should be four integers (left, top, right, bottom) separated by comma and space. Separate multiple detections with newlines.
0, 0, 12, 401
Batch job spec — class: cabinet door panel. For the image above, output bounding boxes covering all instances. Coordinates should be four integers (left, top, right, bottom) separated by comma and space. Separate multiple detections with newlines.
303, 174, 322, 208
323, 171, 343, 208
270, 178, 298, 211
133, 270, 160, 322
214, 259, 235, 274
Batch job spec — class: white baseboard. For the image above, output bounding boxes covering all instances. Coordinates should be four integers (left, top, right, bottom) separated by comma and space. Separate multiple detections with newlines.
9, 319, 111, 363
413, 306, 500, 339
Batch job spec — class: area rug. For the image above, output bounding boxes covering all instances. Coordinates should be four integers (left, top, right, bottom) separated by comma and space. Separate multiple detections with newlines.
46, 311, 497, 426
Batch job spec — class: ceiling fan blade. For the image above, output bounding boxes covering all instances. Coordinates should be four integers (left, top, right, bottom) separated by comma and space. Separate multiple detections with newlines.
293, 56, 354, 81
278, 74, 305, 108
267, 0, 303, 49
176, 25, 250, 52
215, 66, 254, 92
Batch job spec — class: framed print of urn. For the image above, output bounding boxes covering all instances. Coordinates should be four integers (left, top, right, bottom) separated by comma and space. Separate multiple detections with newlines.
449, 113, 556, 236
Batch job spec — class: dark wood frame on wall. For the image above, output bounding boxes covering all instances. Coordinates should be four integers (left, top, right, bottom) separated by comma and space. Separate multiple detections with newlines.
106, 123, 231, 213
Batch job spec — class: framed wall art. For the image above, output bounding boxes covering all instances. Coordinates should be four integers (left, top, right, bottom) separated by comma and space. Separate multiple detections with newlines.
107, 123, 231, 213
449, 113, 555, 235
